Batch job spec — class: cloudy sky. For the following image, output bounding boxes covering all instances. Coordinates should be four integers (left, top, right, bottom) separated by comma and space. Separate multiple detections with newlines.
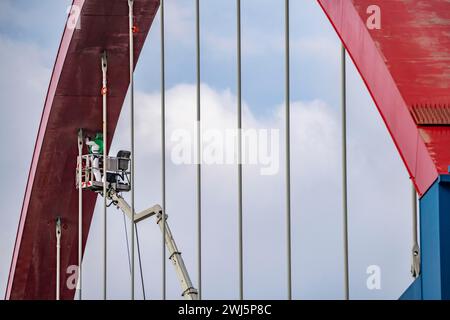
0, 0, 416, 300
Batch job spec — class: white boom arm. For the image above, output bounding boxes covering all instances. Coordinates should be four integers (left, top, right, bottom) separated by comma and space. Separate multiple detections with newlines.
107, 190, 199, 300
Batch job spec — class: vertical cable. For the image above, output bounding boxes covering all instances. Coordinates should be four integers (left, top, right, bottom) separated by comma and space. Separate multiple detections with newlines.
123, 214, 132, 273
160, 0, 167, 300
341, 45, 350, 300
195, 0, 202, 300
412, 185, 417, 245
236, 0, 244, 300
77, 129, 83, 300
284, 0, 292, 301
56, 217, 62, 300
101, 52, 108, 301
120, 205, 146, 300
411, 184, 420, 278
135, 225, 146, 299
128, 0, 135, 301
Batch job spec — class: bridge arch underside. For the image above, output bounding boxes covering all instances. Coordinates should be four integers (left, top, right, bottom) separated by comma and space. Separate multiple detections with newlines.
319, 0, 450, 300
6, 0, 160, 300
6, 0, 450, 300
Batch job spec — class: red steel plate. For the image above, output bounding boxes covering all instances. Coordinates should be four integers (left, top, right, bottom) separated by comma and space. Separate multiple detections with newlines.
6, 0, 159, 300
318, 0, 449, 196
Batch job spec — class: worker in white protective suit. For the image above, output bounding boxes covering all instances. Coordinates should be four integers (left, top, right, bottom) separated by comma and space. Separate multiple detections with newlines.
85, 133, 103, 182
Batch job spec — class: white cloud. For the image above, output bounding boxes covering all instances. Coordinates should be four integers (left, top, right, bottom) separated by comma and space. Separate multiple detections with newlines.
291, 36, 340, 59
0, 0, 415, 300
0, 35, 51, 296
165, 0, 195, 46
0, 1, 72, 38
80, 82, 413, 300
160, 0, 339, 64
203, 30, 339, 64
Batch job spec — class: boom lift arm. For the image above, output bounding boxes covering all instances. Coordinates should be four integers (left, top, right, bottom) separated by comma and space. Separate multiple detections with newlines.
76, 150, 198, 300
107, 189, 199, 300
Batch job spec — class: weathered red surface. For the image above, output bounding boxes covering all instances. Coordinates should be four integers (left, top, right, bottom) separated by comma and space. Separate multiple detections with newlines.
6, 0, 159, 300
318, 0, 450, 196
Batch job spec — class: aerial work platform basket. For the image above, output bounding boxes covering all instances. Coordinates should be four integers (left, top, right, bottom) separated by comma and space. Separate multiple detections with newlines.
76, 150, 131, 193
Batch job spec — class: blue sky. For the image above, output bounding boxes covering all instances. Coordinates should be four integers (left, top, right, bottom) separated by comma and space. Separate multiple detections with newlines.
0, 0, 416, 300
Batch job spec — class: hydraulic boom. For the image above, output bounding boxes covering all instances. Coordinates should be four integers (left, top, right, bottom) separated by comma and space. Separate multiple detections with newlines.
107, 189, 199, 300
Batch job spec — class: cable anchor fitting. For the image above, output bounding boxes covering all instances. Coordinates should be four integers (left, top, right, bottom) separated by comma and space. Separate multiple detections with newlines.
411, 243, 421, 278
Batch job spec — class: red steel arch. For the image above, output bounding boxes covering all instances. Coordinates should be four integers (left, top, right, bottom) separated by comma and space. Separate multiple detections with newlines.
7, 0, 450, 300
6, 0, 159, 300
318, 0, 450, 196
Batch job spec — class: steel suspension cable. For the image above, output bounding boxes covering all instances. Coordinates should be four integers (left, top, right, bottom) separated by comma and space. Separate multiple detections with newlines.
411, 184, 420, 278
195, 0, 202, 300
284, 0, 292, 300
121, 213, 146, 299
412, 185, 418, 245
123, 214, 132, 273
128, 0, 135, 301
101, 51, 108, 301
56, 217, 62, 300
160, 0, 167, 300
341, 45, 350, 300
77, 129, 83, 300
236, 0, 244, 300
135, 224, 146, 299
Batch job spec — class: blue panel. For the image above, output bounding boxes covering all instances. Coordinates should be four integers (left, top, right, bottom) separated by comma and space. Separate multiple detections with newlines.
400, 276, 422, 300
417, 175, 450, 299
438, 177, 450, 299
420, 179, 441, 299
400, 175, 450, 300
